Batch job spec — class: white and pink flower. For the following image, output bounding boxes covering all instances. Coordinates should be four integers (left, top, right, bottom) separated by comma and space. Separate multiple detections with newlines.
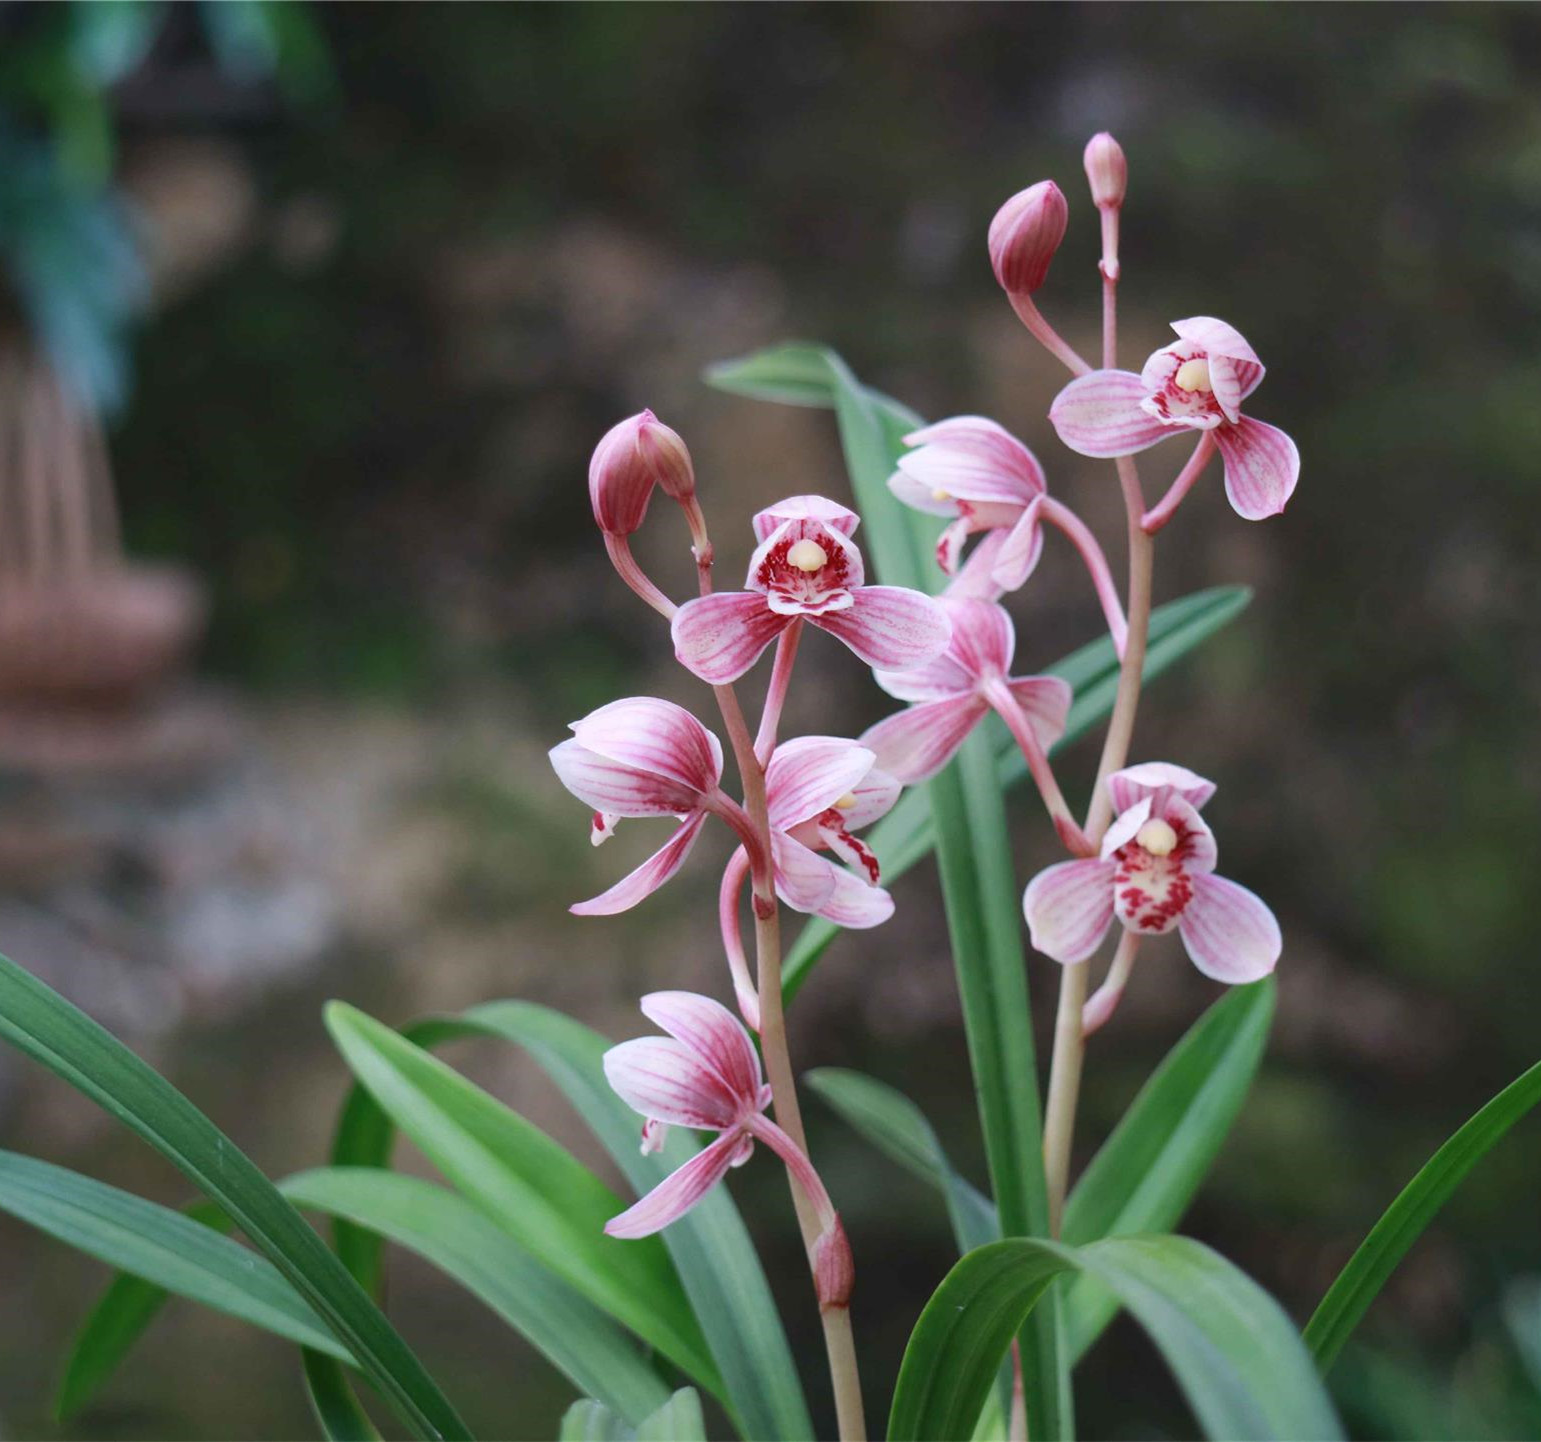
1022, 762, 1281, 983
1049, 317, 1299, 521
670, 495, 950, 684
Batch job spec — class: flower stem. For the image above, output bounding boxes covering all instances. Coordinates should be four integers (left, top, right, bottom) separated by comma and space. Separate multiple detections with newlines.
1082, 929, 1141, 1038
1142, 431, 1218, 535
754, 619, 803, 763
1039, 496, 1128, 657
982, 677, 1094, 858
1008, 292, 1092, 377
718, 847, 760, 1031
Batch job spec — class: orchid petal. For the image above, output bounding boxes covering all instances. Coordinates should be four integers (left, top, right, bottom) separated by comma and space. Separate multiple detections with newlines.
751, 495, 860, 542
990, 500, 1046, 592
1169, 316, 1261, 370
842, 765, 901, 830
671, 590, 790, 684
1214, 417, 1300, 521
945, 597, 1015, 678
1100, 796, 1153, 860
814, 866, 895, 929
859, 694, 985, 784
765, 737, 877, 830
934, 516, 970, 575
550, 739, 706, 819
1023, 857, 1117, 963
887, 468, 959, 517
570, 811, 707, 915
895, 417, 1046, 506
1162, 795, 1218, 875
639, 990, 763, 1105
946, 529, 1010, 602
602, 1035, 743, 1130
1177, 873, 1282, 983
770, 830, 840, 913
570, 697, 723, 792
1049, 369, 1172, 459
604, 1131, 746, 1239
871, 647, 974, 703
1108, 762, 1217, 815
813, 585, 951, 670
1005, 675, 1073, 752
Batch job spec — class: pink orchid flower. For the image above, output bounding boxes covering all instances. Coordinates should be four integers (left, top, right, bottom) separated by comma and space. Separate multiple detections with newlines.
1049, 317, 1300, 522
1022, 761, 1282, 983
603, 992, 845, 1274
670, 495, 951, 684
549, 697, 746, 916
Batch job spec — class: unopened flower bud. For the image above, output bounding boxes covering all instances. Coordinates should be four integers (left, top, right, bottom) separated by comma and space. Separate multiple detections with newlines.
988, 181, 1068, 297
588, 410, 695, 538
1083, 132, 1127, 211
813, 1215, 854, 1312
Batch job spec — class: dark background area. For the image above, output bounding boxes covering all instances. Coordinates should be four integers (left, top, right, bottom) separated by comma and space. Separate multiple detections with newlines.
2, 4, 1541, 1438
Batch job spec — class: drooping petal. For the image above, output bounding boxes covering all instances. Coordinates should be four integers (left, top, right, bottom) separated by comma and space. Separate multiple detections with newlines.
859, 694, 985, 784
671, 590, 791, 684
570, 811, 708, 915
1023, 858, 1117, 963
871, 648, 974, 703
639, 991, 763, 1105
814, 866, 895, 928
813, 585, 951, 670
604, 1131, 746, 1238
765, 737, 877, 830
1049, 369, 1172, 458
1177, 873, 1282, 983
751, 495, 860, 543
550, 739, 706, 818
946, 529, 1010, 602
1108, 762, 1217, 815
602, 1035, 743, 1130
770, 830, 839, 913
841, 765, 901, 830
944, 597, 1015, 679
1213, 417, 1300, 521
1005, 675, 1073, 751
990, 500, 1046, 592
570, 697, 723, 793
896, 417, 1046, 507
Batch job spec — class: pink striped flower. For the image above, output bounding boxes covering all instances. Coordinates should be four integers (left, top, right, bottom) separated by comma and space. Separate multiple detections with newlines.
549, 697, 740, 915
604, 992, 845, 1279
1022, 762, 1282, 982
858, 597, 1071, 785
670, 495, 951, 684
1049, 318, 1300, 521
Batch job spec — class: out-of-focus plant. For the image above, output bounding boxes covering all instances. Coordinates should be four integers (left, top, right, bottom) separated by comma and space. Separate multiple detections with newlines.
0, 131, 1535, 1442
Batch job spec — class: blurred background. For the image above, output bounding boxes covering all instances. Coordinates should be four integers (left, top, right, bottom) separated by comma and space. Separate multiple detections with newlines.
1, 3, 1540, 1438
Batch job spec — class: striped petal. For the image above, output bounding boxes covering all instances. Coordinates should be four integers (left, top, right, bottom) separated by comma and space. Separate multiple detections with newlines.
1170, 316, 1264, 418
751, 494, 860, 542
771, 830, 840, 913
871, 647, 974, 702
859, 694, 985, 784
1177, 873, 1282, 983
894, 416, 1046, 507
946, 529, 1010, 602
945, 598, 1015, 679
1049, 369, 1172, 459
813, 585, 951, 670
1005, 674, 1073, 751
570, 811, 707, 915
1108, 762, 1217, 815
1023, 857, 1117, 963
604, 1131, 747, 1239
550, 739, 706, 818
814, 866, 895, 929
671, 590, 791, 683
569, 697, 723, 793
990, 501, 1046, 592
765, 737, 876, 830
603, 1035, 743, 1130
842, 765, 900, 830
639, 991, 763, 1105
1214, 416, 1300, 521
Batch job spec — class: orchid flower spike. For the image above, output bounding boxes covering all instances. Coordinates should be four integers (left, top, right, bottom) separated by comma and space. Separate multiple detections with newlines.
670, 495, 951, 684
1049, 318, 1300, 522
1023, 762, 1282, 983
604, 993, 852, 1307
549, 697, 747, 915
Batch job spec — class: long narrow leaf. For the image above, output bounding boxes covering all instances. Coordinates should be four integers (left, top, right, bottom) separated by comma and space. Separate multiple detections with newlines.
559, 1388, 707, 1442
888, 1234, 1343, 1442
283, 1168, 673, 1426
1059, 978, 1275, 1360
304, 1350, 383, 1442
1304, 1057, 1541, 1371
324, 1004, 722, 1399
0, 953, 468, 1441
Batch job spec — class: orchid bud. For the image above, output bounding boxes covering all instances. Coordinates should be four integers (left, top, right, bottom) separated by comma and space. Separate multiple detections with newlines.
988, 181, 1068, 297
813, 1216, 855, 1312
1083, 132, 1127, 211
588, 410, 695, 538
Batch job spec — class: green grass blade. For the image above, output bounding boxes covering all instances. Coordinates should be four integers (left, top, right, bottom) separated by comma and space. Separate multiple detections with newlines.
0, 1150, 349, 1361
888, 1235, 1343, 1442
324, 1003, 723, 1403
284, 1168, 672, 1425
1304, 1057, 1541, 1372
1059, 979, 1275, 1360
304, 1351, 383, 1441
804, 1067, 998, 1254
0, 953, 469, 1441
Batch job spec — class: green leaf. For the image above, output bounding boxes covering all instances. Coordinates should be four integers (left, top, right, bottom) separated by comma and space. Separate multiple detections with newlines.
304, 1350, 382, 1442
559, 1388, 706, 1442
1059, 978, 1275, 1360
56, 1197, 234, 1419
283, 1167, 672, 1426
323, 1003, 722, 1403
0, 953, 468, 1441
0, 1150, 349, 1361
1304, 1057, 1541, 1372
888, 1235, 1344, 1442
780, 583, 1251, 1004
804, 1067, 997, 1255
323, 1003, 808, 1441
